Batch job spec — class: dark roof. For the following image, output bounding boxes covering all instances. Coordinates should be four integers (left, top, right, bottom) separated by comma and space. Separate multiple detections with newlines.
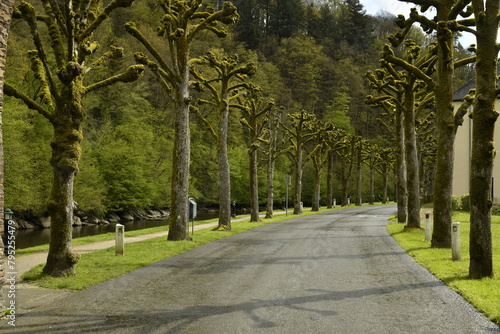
453, 62, 500, 101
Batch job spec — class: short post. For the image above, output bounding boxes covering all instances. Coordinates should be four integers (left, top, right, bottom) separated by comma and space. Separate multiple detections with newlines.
451, 222, 460, 261
425, 213, 432, 241
333, 198, 336, 208
115, 224, 124, 256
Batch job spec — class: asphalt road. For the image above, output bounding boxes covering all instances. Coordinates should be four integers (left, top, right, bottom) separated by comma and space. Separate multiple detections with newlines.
3, 205, 499, 333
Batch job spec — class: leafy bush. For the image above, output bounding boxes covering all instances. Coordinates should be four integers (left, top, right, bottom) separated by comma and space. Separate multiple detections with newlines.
452, 194, 470, 212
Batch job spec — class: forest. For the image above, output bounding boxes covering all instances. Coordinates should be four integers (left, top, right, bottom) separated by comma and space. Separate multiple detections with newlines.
3, 0, 475, 218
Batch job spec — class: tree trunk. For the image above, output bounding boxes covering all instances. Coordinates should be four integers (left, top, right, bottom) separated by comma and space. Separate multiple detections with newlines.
294, 146, 303, 214
396, 103, 407, 223
217, 95, 231, 230
168, 53, 191, 241
265, 155, 275, 218
249, 147, 260, 221
356, 143, 362, 206
382, 169, 388, 204
404, 77, 421, 229
0, 0, 14, 311
469, 0, 498, 279
326, 151, 334, 208
369, 166, 374, 205
312, 166, 321, 211
43, 83, 84, 277
431, 20, 455, 248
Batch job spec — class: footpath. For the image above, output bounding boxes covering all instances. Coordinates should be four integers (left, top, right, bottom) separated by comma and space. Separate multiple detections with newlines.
6, 211, 291, 315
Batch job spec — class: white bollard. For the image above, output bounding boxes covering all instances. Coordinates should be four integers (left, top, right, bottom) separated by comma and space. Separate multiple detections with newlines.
451, 222, 460, 261
115, 224, 125, 256
425, 213, 432, 241
333, 198, 336, 208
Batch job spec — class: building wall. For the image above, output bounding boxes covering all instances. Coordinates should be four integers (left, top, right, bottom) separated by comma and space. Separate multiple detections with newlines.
452, 99, 500, 204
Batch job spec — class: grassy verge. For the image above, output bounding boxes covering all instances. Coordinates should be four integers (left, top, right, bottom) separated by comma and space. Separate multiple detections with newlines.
21, 206, 340, 290
388, 215, 500, 324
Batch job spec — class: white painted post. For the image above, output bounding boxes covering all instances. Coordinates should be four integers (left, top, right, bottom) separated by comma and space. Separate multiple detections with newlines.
333, 198, 336, 208
115, 224, 125, 256
425, 213, 432, 241
451, 222, 460, 261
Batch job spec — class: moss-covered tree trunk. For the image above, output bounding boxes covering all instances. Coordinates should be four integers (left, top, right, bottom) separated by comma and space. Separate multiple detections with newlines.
369, 166, 374, 205
431, 20, 455, 248
326, 150, 334, 208
312, 158, 321, 211
217, 89, 232, 230
396, 104, 407, 223
168, 47, 191, 240
468, 0, 499, 279
265, 152, 275, 218
404, 76, 421, 229
0, 0, 14, 311
43, 82, 83, 277
293, 139, 303, 214
249, 145, 260, 221
355, 141, 362, 206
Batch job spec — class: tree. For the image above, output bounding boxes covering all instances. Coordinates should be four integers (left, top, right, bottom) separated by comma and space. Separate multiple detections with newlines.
262, 105, 285, 218
337, 132, 358, 206
125, 1, 239, 240
468, 0, 499, 279
306, 119, 333, 211
375, 147, 395, 204
5, 0, 143, 277
191, 52, 256, 230
282, 110, 316, 214
239, 87, 274, 221
392, 1, 476, 245
0, 0, 14, 313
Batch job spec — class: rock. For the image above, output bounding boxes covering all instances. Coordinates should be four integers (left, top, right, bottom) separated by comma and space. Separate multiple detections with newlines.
119, 213, 134, 221
107, 213, 121, 223
16, 219, 37, 229
39, 216, 51, 228
73, 216, 82, 226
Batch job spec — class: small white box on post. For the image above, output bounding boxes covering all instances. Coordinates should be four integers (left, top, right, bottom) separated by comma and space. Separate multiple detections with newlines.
425, 213, 432, 241
115, 224, 125, 256
451, 222, 460, 261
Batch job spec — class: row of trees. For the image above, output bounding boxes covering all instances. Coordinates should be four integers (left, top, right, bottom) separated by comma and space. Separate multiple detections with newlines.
366, 0, 499, 279
0, 0, 496, 286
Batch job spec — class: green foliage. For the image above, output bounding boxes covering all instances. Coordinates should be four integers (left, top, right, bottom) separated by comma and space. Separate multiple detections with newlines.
452, 194, 470, 212
3, 98, 52, 215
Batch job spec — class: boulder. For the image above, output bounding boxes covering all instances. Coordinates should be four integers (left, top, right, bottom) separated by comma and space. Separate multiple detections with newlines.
107, 213, 121, 223
39, 216, 51, 228
119, 213, 134, 221
73, 216, 83, 226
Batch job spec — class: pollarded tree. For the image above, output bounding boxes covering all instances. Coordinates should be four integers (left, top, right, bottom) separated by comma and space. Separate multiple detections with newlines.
239, 86, 274, 222
305, 119, 334, 211
391, 1, 476, 245
336, 132, 358, 206
282, 110, 317, 214
5, 0, 143, 277
190, 52, 256, 230
363, 141, 380, 205
125, 1, 239, 240
468, 0, 500, 279
366, 73, 407, 222
375, 147, 395, 204
5, 0, 144, 277
262, 105, 286, 219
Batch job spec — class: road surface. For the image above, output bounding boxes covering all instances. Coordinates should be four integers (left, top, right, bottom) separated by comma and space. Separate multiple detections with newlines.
3, 205, 499, 333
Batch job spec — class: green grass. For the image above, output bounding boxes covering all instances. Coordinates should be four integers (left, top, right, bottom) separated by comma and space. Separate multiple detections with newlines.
21, 206, 340, 290
388, 218, 500, 324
